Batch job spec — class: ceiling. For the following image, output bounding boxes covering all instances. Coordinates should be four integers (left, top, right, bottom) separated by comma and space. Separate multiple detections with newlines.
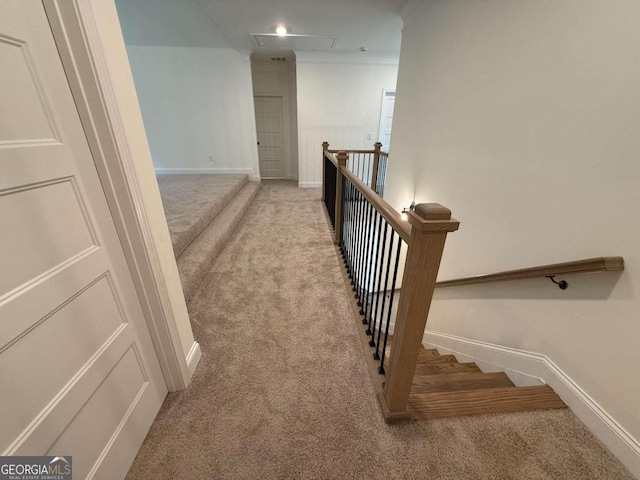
192, 0, 412, 56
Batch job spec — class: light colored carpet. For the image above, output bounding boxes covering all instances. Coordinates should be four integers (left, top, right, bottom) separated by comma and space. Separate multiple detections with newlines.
157, 174, 248, 258
127, 181, 633, 480
178, 181, 261, 304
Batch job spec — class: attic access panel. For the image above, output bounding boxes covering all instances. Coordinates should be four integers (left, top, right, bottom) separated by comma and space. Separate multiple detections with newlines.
251, 34, 337, 50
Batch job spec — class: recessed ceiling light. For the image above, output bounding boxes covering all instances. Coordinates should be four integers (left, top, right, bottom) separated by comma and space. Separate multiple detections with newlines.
275, 25, 287, 36
359, 46, 368, 52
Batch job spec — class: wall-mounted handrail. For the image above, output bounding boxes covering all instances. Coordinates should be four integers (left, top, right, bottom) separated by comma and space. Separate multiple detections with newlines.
435, 257, 624, 288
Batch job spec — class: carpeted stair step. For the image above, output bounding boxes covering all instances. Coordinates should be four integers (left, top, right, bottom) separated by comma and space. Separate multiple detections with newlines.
411, 371, 515, 394
177, 181, 261, 304
157, 174, 249, 258
407, 385, 567, 419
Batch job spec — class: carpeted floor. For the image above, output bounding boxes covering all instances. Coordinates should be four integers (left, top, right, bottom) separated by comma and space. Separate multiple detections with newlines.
127, 181, 633, 480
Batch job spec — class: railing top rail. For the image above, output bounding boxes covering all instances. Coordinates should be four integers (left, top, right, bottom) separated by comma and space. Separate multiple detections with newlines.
326, 149, 390, 156
327, 149, 376, 154
340, 164, 411, 242
324, 150, 338, 167
435, 256, 624, 288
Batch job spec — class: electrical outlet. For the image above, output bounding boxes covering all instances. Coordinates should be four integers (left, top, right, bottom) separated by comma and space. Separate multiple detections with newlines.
367, 133, 372, 140
208, 154, 214, 162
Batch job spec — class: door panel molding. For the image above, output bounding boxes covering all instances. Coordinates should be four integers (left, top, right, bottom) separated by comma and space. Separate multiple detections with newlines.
255, 94, 286, 178
43, 0, 196, 391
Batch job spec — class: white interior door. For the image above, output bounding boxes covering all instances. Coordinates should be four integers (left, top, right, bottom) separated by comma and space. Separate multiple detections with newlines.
378, 90, 395, 151
0, 1, 166, 478
254, 96, 285, 178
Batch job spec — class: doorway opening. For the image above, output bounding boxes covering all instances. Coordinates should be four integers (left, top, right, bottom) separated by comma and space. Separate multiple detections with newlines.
378, 89, 396, 152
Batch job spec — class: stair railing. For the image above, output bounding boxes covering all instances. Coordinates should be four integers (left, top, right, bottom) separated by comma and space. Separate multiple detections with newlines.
323, 141, 387, 196
322, 147, 459, 422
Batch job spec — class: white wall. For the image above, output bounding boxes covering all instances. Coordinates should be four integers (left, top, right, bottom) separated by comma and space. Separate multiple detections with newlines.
126, 46, 259, 177
92, 0, 197, 375
115, 0, 260, 178
386, 0, 640, 475
296, 52, 398, 187
251, 57, 299, 179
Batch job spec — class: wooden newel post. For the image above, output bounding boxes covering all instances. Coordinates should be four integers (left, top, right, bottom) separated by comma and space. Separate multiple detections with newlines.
378, 203, 460, 422
321, 141, 330, 201
334, 151, 348, 245
371, 142, 382, 192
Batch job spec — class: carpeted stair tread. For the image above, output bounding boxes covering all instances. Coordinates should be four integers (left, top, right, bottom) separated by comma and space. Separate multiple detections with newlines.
408, 385, 567, 419
411, 371, 515, 393
157, 174, 248, 258
177, 181, 261, 304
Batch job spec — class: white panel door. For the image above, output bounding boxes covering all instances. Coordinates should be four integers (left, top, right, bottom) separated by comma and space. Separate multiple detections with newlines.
0, 2, 166, 479
378, 90, 395, 151
254, 96, 285, 178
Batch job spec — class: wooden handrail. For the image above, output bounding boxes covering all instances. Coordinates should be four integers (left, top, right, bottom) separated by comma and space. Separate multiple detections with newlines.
324, 150, 338, 166
327, 149, 390, 156
324, 142, 459, 421
435, 256, 624, 288
340, 162, 411, 242
327, 149, 376, 154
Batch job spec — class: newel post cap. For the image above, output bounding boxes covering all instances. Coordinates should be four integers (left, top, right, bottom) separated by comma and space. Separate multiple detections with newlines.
374, 142, 382, 151
322, 141, 329, 150
407, 203, 460, 233
336, 151, 349, 165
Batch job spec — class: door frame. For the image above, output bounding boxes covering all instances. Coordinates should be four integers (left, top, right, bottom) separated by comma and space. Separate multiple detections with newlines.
254, 93, 288, 179
43, 0, 196, 391
378, 88, 396, 151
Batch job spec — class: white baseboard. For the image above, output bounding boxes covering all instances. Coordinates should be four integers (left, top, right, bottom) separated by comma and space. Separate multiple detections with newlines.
185, 342, 202, 381
423, 330, 640, 478
155, 168, 255, 176
298, 181, 322, 188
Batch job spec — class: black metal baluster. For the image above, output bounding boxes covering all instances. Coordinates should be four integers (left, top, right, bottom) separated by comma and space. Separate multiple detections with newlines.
342, 180, 352, 272
380, 157, 388, 196
369, 216, 387, 348
355, 190, 367, 303
374, 229, 395, 361
364, 209, 381, 335
379, 238, 404, 375
348, 181, 356, 271
353, 189, 365, 295
338, 170, 347, 246
362, 200, 375, 330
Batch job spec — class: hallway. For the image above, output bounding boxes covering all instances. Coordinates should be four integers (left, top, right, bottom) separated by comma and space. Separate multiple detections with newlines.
126, 181, 631, 479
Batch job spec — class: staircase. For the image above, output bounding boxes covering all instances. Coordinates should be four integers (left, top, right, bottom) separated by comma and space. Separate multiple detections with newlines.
157, 174, 261, 303
385, 336, 567, 420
